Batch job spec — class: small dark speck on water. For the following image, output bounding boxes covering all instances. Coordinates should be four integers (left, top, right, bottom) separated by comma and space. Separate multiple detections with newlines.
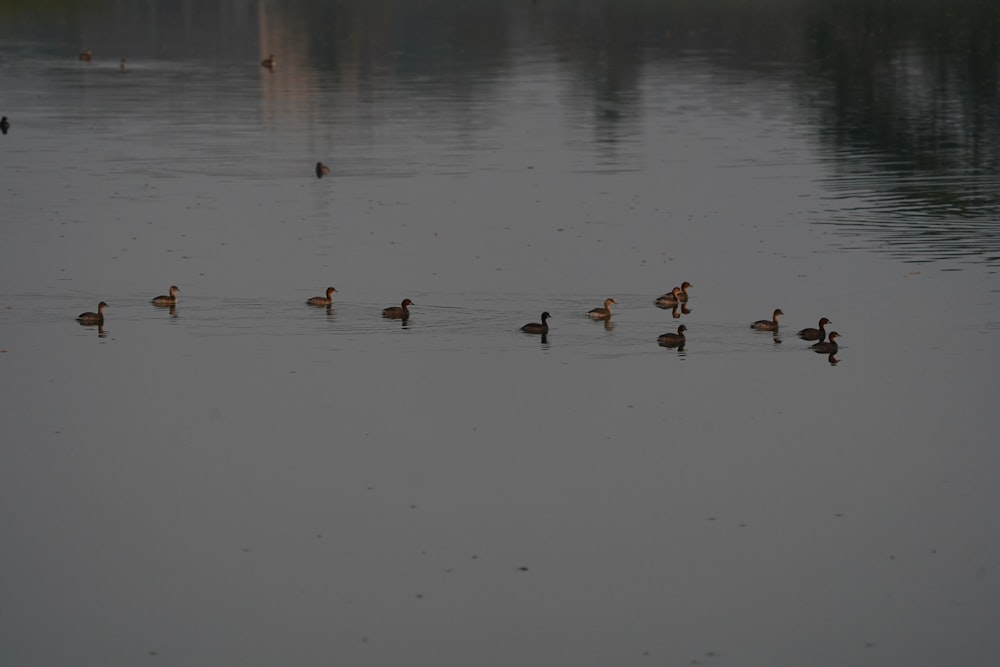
517, 566, 529, 571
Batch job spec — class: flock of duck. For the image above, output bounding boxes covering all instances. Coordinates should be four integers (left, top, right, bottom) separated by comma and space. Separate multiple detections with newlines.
519, 281, 841, 359
59, 50, 842, 357
76, 281, 842, 361
74, 287, 418, 323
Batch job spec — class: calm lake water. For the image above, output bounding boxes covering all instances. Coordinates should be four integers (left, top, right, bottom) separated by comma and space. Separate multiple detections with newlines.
2, 1, 1000, 665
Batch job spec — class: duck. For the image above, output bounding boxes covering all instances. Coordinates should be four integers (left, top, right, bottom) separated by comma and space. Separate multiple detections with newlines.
521, 312, 551, 334
587, 298, 616, 320
261, 54, 276, 69
119, 58, 127, 73
655, 287, 683, 307
751, 308, 784, 331
382, 298, 413, 319
798, 317, 831, 341
0, 116, 9, 135
77, 301, 108, 324
676, 281, 693, 302
315, 161, 330, 178
657, 324, 687, 347
306, 287, 337, 306
79, 48, 93, 61
152, 285, 180, 306
811, 332, 840, 354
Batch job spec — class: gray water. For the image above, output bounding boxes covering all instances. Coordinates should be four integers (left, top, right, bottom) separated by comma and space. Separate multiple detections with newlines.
2, 1, 1000, 665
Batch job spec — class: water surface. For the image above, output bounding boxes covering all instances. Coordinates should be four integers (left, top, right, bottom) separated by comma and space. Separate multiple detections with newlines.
2, 2, 999, 665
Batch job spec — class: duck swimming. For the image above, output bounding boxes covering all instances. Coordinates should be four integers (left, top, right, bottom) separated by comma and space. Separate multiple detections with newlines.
315, 162, 330, 178
811, 332, 840, 354
587, 298, 616, 320
261, 54, 276, 69
79, 48, 93, 61
307, 287, 337, 306
657, 324, 687, 348
77, 301, 108, 324
152, 285, 179, 306
521, 312, 550, 334
676, 281, 693, 302
0, 116, 9, 135
798, 317, 831, 341
382, 299, 413, 319
751, 308, 784, 331
655, 287, 683, 308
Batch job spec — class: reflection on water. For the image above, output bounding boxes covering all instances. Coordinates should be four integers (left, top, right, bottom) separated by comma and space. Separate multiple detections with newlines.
3, 2, 1000, 666
2, 1, 996, 263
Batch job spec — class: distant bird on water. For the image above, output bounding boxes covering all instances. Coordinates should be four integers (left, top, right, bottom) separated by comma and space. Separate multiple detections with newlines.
120, 58, 127, 73
152, 285, 180, 306
316, 162, 330, 178
383, 299, 414, 320
520, 312, 551, 335
79, 48, 93, 61
307, 287, 337, 306
77, 301, 108, 325
751, 308, 784, 331
798, 317, 831, 342
587, 298, 616, 320
655, 287, 683, 308
657, 324, 687, 348
261, 54, 276, 69
811, 332, 841, 354
0, 116, 9, 135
